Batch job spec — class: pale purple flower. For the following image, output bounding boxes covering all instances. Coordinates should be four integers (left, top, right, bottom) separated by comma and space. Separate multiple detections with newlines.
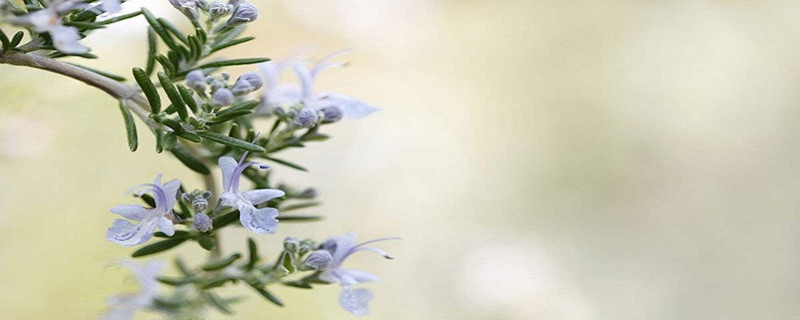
315, 233, 399, 316
12, 0, 89, 53
226, 2, 258, 25
101, 260, 163, 320
106, 174, 180, 246
257, 50, 379, 120
218, 156, 285, 234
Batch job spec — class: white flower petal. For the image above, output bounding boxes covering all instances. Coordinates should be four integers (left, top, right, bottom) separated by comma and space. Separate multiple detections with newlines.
339, 269, 380, 284
50, 25, 89, 54
321, 93, 379, 119
155, 217, 175, 236
102, 0, 121, 13
219, 157, 238, 191
339, 288, 373, 317
242, 189, 285, 205
110, 204, 149, 221
239, 205, 278, 234
106, 218, 156, 247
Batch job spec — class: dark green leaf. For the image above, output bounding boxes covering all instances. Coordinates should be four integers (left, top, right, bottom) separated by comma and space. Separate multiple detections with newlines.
278, 215, 323, 222
118, 101, 138, 151
201, 253, 241, 271
209, 110, 252, 124
154, 230, 190, 238
0, 30, 10, 50
177, 85, 198, 113
194, 57, 270, 70
97, 10, 142, 25
158, 17, 188, 44
145, 27, 157, 75
198, 131, 266, 153
156, 54, 176, 77
263, 156, 307, 171
175, 130, 203, 143
203, 292, 235, 315
141, 8, 179, 53
209, 36, 254, 54
132, 237, 189, 257
64, 21, 106, 30
247, 284, 284, 307
158, 275, 199, 286
197, 233, 216, 251
139, 194, 156, 207
9, 31, 23, 48
212, 210, 239, 229
71, 63, 126, 81
158, 72, 188, 119
280, 201, 321, 212
170, 144, 211, 174
246, 238, 259, 270
132, 67, 161, 113
282, 281, 313, 289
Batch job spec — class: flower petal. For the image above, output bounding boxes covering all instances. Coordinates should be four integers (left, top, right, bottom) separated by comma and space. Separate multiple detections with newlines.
155, 217, 175, 237
339, 288, 373, 317
339, 269, 380, 284
242, 189, 285, 205
219, 157, 238, 191
106, 218, 157, 247
50, 25, 89, 54
160, 179, 181, 209
110, 204, 149, 221
239, 205, 278, 234
320, 93, 379, 119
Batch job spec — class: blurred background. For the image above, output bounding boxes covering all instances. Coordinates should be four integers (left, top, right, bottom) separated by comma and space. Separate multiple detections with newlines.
2, 0, 800, 319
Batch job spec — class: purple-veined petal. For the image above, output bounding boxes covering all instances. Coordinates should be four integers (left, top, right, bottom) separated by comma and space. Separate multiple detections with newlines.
155, 217, 175, 237
242, 189, 285, 205
106, 218, 157, 247
239, 204, 278, 234
339, 288, 373, 317
110, 205, 149, 221
219, 157, 238, 191
160, 179, 181, 209
323, 233, 358, 262
338, 269, 380, 284
218, 191, 238, 208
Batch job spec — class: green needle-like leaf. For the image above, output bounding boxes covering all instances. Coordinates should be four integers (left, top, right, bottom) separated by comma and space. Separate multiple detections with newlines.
201, 253, 242, 271
132, 237, 189, 257
118, 101, 138, 151
247, 284, 284, 307
157, 72, 188, 119
198, 131, 266, 153
9, 31, 23, 48
145, 27, 157, 75
246, 238, 259, 270
132, 67, 161, 113
170, 144, 211, 174
193, 57, 270, 70
141, 8, 180, 53
176, 84, 198, 113
262, 156, 307, 171
203, 292, 235, 315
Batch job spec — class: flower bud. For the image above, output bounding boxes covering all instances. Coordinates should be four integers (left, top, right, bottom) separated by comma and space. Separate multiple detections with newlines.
211, 88, 234, 106
283, 237, 300, 252
193, 212, 213, 232
300, 250, 333, 270
231, 72, 263, 95
226, 2, 258, 26
298, 188, 318, 199
293, 108, 318, 128
168, 0, 200, 22
208, 1, 229, 18
320, 106, 343, 123
185, 70, 206, 91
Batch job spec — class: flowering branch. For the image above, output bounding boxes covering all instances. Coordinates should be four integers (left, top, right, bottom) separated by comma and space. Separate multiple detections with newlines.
0, 0, 395, 318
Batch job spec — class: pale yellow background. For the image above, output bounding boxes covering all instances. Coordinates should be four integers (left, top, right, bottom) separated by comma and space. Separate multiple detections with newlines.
2, 0, 800, 319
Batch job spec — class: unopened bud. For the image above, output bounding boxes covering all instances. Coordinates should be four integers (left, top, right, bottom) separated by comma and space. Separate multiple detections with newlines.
208, 1, 229, 18
300, 250, 333, 270
211, 88, 234, 106
320, 106, 343, 123
293, 108, 318, 128
226, 2, 258, 26
193, 212, 213, 232
185, 70, 206, 91
283, 237, 300, 252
